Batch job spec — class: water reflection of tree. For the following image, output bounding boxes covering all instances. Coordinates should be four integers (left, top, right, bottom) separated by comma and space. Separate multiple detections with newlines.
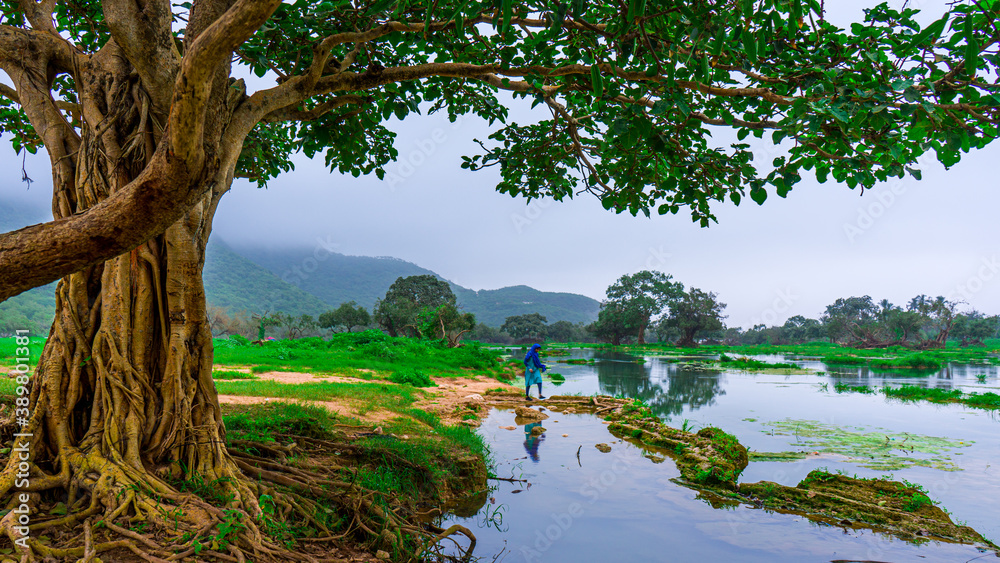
595, 357, 725, 419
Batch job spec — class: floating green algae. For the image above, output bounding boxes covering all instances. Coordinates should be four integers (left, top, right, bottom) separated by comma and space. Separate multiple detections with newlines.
748, 451, 809, 462
758, 419, 972, 471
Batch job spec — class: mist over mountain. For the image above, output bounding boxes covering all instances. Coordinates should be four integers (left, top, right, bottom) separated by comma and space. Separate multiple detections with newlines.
221, 240, 600, 325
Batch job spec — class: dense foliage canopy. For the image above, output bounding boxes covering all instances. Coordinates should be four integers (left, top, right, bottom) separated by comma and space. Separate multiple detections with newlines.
2, 0, 1000, 297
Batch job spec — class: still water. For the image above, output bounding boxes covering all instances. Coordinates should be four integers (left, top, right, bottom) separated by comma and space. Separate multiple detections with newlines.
441, 350, 1000, 562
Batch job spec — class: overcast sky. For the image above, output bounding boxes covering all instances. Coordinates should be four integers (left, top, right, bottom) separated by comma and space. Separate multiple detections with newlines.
3, 0, 999, 328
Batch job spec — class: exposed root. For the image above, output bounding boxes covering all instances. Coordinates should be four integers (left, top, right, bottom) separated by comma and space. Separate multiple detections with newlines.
0, 430, 482, 563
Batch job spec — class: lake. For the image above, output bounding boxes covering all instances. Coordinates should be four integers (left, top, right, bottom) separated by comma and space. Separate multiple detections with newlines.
438, 349, 1000, 562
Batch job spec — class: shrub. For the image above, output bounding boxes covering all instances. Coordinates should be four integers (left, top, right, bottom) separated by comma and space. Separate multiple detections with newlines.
390, 369, 435, 387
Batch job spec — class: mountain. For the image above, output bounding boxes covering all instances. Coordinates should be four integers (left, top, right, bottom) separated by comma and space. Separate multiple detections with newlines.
452, 285, 600, 326
221, 242, 600, 326
0, 201, 56, 335
0, 192, 600, 328
232, 244, 437, 311
203, 239, 329, 316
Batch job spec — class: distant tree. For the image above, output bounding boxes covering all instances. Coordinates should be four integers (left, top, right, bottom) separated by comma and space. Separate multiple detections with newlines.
271, 312, 318, 340
418, 303, 476, 348
374, 275, 455, 337
605, 271, 684, 344
319, 301, 371, 334
501, 313, 548, 341
252, 311, 282, 341
207, 305, 233, 337
950, 310, 999, 347
821, 296, 882, 346
662, 288, 727, 347
881, 308, 925, 344
589, 302, 637, 346
546, 320, 586, 343
468, 323, 513, 345
906, 295, 959, 348
781, 315, 824, 344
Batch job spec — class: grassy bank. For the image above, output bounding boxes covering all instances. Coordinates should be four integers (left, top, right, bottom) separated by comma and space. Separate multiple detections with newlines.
835, 383, 1000, 410
213, 330, 510, 380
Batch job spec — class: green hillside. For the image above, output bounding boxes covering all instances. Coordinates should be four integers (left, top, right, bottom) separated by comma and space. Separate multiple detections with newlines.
452, 285, 599, 326
203, 239, 329, 317
223, 243, 600, 326
0, 284, 55, 336
231, 245, 437, 311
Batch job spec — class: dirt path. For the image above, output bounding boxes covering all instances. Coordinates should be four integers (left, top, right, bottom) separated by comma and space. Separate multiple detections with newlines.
216, 374, 521, 427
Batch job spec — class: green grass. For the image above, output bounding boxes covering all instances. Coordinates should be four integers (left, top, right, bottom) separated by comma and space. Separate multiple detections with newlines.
0, 378, 17, 405
212, 331, 508, 380
0, 336, 46, 369
214, 380, 419, 413
223, 402, 342, 442
833, 383, 1000, 411
718, 354, 799, 370
834, 382, 875, 394
870, 352, 943, 370
212, 370, 257, 380
389, 368, 435, 387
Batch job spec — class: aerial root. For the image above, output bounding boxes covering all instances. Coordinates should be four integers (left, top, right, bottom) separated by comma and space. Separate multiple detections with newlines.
0, 439, 478, 563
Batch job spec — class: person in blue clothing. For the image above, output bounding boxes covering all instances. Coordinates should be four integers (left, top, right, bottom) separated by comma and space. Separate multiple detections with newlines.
523, 343, 547, 400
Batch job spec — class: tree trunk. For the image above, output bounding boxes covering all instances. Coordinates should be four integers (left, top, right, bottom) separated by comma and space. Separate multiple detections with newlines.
0, 42, 282, 559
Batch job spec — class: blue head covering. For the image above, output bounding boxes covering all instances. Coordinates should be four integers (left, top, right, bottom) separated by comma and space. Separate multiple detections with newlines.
524, 344, 544, 369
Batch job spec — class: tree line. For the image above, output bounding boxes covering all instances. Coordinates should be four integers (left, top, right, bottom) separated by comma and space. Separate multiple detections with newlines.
60, 271, 1000, 349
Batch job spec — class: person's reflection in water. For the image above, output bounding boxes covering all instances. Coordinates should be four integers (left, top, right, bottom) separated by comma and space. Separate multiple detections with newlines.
523, 422, 544, 462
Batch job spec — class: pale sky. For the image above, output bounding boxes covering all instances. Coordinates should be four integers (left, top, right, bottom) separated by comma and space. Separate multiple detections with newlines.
3, 0, 999, 329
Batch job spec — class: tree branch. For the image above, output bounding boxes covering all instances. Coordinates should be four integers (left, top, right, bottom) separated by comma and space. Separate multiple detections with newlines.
169, 0, 282, 163
0, 0, 285, 302
16, 0, 58, 37
102, 0, 182, 117
261, 95, 366, 123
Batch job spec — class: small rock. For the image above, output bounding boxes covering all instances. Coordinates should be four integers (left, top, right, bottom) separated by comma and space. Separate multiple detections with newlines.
464, 393, 484, 402
530, 426, 546, 436
839, 519, 852, 526
500, 425, 516, 431
376, 550, 391, 560
562, 434, 569, 437
374, 427, 384, 435
514, 406, 549, 421
460, 419, 481, 428
595, 443, 612, 453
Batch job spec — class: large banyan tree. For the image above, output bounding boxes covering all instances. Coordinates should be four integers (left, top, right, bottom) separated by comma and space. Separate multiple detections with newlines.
0, 0, 998, 559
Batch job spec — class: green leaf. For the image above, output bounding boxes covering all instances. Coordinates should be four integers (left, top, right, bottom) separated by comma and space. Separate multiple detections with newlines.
500, 0, 512, 36
742, 29, 757, 61
591, 65, 604, 97
627, 0, 646, 23
750, 186, 767, 205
